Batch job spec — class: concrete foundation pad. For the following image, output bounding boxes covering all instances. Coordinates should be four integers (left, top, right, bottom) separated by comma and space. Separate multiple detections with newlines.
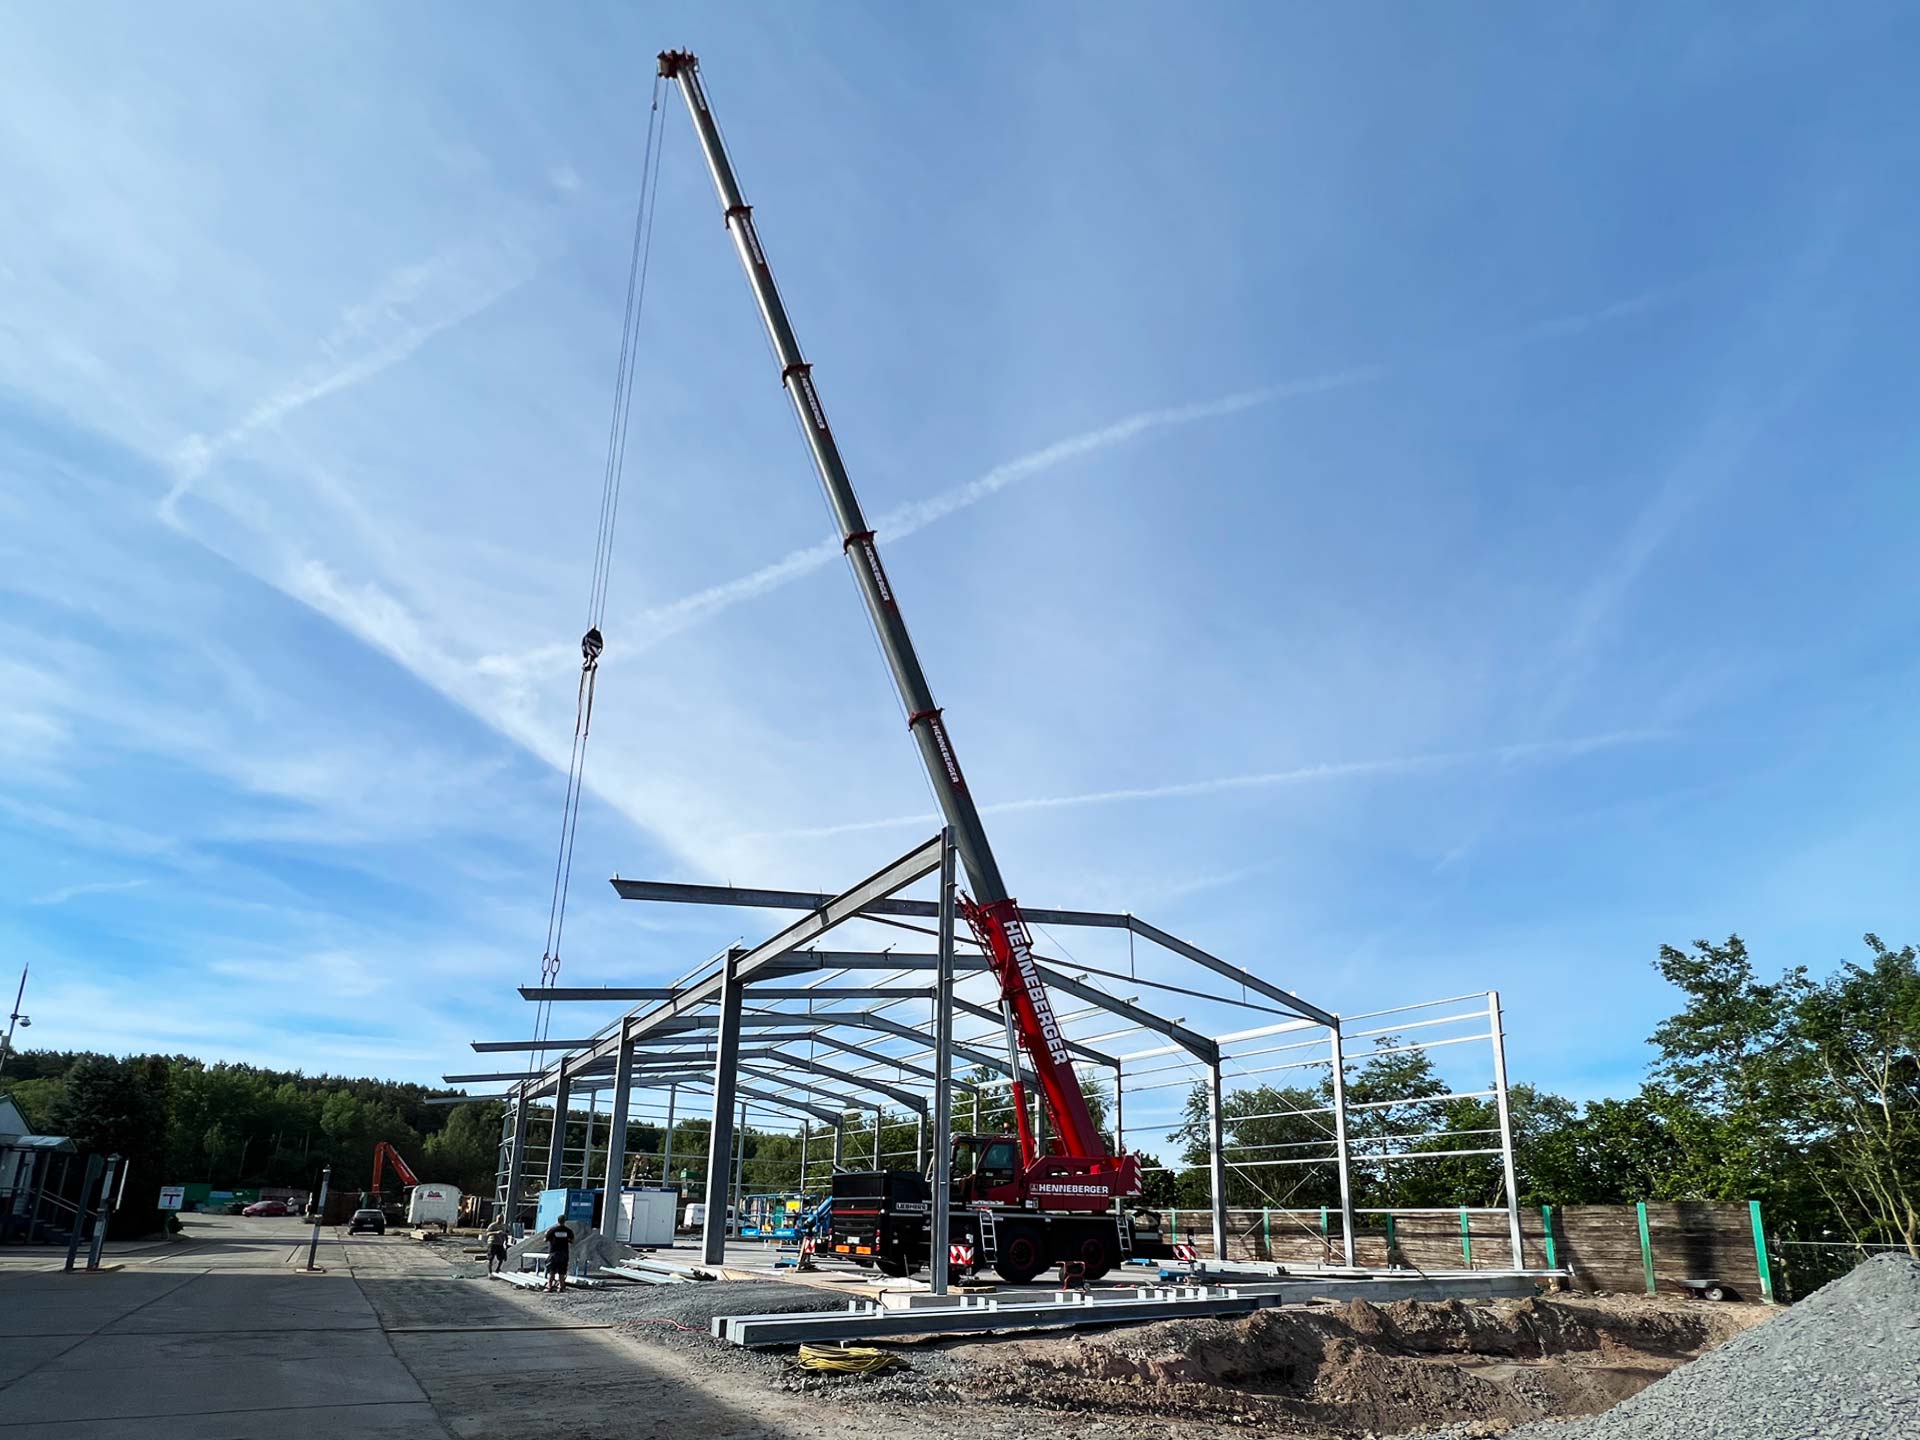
2, 1341, 426, 1421
0, 1401, 447, 1440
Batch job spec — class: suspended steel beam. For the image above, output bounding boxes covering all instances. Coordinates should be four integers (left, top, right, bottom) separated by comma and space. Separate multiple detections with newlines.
1036, 964, 1217, 1061
613, 877, 1112, 929
514, 838, 945, 1098
799, 1032, 980, 1093
951, 996, 1118, 1068
614, 878, 1334, 1025
761, 1048, 929, 1113
1123, 918, 1336, 1028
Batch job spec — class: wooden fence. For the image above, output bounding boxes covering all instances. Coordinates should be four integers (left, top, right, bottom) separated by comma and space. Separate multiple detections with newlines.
1161, 1200, 1775, 1302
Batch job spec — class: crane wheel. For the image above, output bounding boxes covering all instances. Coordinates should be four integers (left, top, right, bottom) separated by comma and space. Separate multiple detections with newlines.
993, 1226, 1045, 1285
1075, 1232, 1115, 1281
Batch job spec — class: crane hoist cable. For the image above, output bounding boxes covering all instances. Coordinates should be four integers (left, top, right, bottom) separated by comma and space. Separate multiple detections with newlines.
529, 76, 671, 1064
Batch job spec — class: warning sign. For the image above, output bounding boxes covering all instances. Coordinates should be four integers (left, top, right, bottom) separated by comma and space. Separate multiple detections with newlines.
1172, 1242, 1197, 1263
950, 1243, 975, 1267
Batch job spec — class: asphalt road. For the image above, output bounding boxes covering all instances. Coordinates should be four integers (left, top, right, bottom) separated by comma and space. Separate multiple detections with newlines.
0, 1212, 836, 1439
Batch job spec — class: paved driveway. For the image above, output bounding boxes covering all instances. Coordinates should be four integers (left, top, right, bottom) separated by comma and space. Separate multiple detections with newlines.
0, 1213, 810, 1439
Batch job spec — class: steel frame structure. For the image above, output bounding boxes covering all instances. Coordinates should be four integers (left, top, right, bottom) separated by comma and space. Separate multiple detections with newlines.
459, 834, 1526, 1282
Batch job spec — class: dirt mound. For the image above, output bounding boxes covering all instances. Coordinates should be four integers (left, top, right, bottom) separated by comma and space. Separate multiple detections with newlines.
957, 1293, 1762, 1437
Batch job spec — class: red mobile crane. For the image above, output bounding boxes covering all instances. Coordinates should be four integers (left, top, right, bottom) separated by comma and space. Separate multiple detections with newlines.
657, 53, 1166, 1282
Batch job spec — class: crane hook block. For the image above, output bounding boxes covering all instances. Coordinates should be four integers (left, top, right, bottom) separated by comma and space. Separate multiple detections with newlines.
581, 628, 605, 668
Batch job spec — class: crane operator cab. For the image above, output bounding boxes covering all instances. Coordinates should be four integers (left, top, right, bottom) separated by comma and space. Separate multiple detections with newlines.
940, 1134, 1024, 1206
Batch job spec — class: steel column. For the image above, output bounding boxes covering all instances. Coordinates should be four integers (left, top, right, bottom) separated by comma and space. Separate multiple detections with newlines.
505, 1091, 532, 1222
544, 1066, 571, 1190
662, 1082, 678, 1183
601, 1024, 634, 1208
1328, 1023, 1357, 1266
873, 1107, 883, 1167
833, 1117, 845, 1169
1206, 1060, 1229, 1262
798, 1121, 810, 1193
582, 1090, 596, 1186
930, 828, 957, 1295
1487, 991, 1526, 1267
700, 948, 745, 1265
733, 1102, 748, 1221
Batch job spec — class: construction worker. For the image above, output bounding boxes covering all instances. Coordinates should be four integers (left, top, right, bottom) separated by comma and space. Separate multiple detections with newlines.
483, 1216, 509, 1275
542, 1215, 575, 1292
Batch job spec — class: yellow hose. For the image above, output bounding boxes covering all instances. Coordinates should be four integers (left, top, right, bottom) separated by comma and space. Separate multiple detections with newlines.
795, 1342, 900, 1374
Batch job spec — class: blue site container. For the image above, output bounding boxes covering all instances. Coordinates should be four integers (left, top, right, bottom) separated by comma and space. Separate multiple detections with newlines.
535, 1187, 598, 1233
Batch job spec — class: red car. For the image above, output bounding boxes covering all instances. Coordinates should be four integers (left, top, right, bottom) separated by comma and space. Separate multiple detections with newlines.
242, 1200, 291, 1216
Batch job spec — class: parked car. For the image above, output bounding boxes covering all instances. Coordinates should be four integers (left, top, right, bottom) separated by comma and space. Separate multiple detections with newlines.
347, 1208, 386, 1235
242, 1199, 290, 1217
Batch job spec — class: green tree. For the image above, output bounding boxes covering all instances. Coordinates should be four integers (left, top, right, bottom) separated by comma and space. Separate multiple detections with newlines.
50, 1055, 172, 1237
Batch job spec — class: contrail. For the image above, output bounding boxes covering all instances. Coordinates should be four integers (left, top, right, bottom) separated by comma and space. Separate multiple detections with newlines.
628, 365, 1386, 648
160, 247, 530, 525
736, 729, 1669, 842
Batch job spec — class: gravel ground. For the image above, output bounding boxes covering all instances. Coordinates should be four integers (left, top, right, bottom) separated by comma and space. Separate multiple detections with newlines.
1503, 1254, 1920, 1440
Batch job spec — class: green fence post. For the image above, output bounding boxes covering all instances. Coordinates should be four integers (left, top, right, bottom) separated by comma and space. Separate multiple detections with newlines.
1459, 1206, 1473, 1267
1385, 1212, 1397, 1261
1749, 1200, 1775, 1304
1171, 1206, 1178, 1243
1541, 1204, 1558, 1269
1636, 1201, 1657, 1294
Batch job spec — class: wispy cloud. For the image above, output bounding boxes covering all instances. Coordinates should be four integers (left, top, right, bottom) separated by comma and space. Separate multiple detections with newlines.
29, 877, 150, 907
621, 366, 1389, 651
617, 286, 1687, 657
159, 244, 533, 525
737, 730, 1670, 842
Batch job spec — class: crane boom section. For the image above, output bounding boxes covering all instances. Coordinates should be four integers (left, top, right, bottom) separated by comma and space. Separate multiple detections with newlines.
658, 51, 1116, 1173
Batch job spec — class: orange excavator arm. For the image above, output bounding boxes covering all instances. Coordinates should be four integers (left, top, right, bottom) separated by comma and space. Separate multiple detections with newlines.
370, 1141, 419, 1199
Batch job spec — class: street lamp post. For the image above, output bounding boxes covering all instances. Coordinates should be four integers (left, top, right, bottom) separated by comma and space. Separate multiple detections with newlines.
0, 963, 30, 1081
304, 1165, 331, 1271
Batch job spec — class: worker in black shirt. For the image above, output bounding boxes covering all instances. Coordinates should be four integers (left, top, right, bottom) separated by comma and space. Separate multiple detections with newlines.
543, 1217, 575, 1291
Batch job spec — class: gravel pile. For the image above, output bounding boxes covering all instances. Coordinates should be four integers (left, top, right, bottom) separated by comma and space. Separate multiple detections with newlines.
1506, 1254, 1920, 1440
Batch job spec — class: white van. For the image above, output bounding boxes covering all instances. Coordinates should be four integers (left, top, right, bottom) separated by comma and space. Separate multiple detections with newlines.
406, 1183, 462, 1229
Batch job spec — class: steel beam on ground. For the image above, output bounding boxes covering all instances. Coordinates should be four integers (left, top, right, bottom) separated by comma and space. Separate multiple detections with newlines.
545, 1067, 571, 1190
601, 1023, 633, 1202
519, 987, 683, 1001
701, 949, 745, 1266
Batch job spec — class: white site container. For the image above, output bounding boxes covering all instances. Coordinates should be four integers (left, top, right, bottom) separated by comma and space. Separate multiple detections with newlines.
406, 1183, 462, 1228
615, 1189, 677, 1247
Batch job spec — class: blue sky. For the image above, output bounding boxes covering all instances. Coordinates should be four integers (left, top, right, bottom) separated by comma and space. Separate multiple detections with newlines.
2, 4, 1917, 1141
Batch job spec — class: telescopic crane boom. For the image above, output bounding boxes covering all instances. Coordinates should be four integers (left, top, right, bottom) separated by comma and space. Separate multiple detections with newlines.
657, 51, 1130, 1192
